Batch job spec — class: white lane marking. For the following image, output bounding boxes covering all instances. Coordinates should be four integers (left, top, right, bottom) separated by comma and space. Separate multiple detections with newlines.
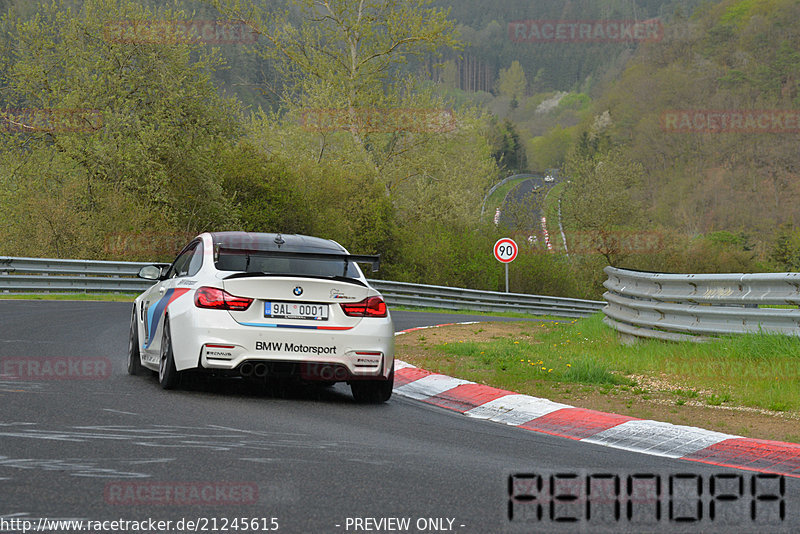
102, 409, 137, 415
394, 374, 472, 400
0, 457, 148, 478
124, 458, 174, 465
583, 420, 738, 458
0, 340, 58, 343
206, 424, 308, 438
465, 394, 571, 425
0, 431, 86, 442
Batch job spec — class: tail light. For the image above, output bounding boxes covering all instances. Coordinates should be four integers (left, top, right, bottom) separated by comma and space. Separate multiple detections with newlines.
340, 296, 387, 317
195, 286, 253, 311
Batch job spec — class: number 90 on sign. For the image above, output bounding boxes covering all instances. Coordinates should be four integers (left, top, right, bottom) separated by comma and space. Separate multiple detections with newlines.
494, 238, 518, 263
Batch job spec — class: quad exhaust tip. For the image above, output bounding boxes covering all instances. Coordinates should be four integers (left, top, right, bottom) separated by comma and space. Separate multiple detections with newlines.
239, 362, 269, 377
239, 361, 348, 381
253, 363, 268, 377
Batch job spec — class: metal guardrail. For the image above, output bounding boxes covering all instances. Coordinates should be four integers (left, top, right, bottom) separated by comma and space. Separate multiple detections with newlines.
602, 266, 800, 342
0, 256, 604, 318
369, 280, 603, 318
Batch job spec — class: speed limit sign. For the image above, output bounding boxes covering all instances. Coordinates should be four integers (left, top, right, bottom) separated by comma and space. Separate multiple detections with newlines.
494, 238, 518, 263
494, 238, 517, 293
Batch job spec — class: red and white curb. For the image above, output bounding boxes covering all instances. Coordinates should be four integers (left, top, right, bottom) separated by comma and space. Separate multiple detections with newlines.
393, 328, 800, 478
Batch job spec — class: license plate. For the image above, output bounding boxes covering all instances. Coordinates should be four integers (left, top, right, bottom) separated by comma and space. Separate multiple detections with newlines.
265, 301, 329, 321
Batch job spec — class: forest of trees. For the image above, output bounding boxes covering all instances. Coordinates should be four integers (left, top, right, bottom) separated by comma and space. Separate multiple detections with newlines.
0, 0, 799, 300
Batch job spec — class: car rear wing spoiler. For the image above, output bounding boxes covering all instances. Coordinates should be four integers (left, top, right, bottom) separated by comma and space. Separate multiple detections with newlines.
216, 248, 381, 272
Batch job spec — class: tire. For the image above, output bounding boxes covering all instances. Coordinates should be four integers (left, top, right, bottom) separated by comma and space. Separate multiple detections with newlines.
127, 306, 144, 376
350, 365, 394, 404
158, 319, 181, 390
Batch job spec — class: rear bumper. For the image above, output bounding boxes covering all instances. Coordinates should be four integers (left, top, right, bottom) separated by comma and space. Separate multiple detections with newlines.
170, 307, 394, 379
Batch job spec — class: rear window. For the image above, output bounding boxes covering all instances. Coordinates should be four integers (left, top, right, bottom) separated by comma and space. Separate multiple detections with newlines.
215, 249, 362, 278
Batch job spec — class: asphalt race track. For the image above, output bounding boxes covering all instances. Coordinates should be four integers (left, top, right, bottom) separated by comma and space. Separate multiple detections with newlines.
1, 301, 798, 533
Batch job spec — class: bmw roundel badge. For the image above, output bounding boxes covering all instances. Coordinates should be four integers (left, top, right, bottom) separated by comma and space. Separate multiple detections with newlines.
293, 286, 303, 296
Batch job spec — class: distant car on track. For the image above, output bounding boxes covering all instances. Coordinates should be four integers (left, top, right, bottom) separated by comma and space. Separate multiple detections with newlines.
128, 232, 394, 403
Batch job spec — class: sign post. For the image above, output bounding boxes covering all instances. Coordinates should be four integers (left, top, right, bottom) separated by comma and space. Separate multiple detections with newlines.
493, 238, 518, 293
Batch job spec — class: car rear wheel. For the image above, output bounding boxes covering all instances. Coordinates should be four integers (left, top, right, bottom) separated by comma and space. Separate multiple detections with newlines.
350, 366, 393, 403
158, 319, 181, 389
127, 307, 144, 376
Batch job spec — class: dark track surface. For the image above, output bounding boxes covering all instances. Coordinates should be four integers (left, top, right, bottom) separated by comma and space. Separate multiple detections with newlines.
0, 301, 797, 533
497, 177, 547, 229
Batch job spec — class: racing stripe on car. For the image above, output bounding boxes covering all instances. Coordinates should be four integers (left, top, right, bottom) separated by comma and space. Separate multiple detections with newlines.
393, 324, 800, 477
237, 322, 353, 330
144, 288, 191, 348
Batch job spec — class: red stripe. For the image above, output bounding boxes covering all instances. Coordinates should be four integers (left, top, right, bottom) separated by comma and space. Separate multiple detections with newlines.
683, 438, 800, 477
167, 288, 191, 306
426, 383, 514, 413
519, 408, 638, 440
394, 367, 431, 387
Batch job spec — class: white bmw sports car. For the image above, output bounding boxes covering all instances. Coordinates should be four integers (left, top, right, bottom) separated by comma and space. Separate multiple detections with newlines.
128, 232, 395, 403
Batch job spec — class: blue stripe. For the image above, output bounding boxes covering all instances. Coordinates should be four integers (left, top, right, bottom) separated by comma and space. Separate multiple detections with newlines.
145, 289, 175, 348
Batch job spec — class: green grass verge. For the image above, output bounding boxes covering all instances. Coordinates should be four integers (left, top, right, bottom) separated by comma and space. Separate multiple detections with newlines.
432, 313, 800, 412
0, 292, 136, 302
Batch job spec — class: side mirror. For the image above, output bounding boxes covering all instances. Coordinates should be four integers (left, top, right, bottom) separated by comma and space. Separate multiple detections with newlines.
138, 265, 164, 281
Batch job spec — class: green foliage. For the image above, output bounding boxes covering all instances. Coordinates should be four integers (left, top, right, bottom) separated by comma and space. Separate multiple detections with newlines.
719, 0, 779, 27
526, 125, 575, 171
215, 142, 311, 235
770, 225, 800, 271
243, 111, 397, 256
496, 60, 527, 100
586, 0, 800, 267
557, 93, 591, 111
0, 0, 241, 257
561, 140, 646, 266
487, 117, 527, 171
6, 0, 791, 303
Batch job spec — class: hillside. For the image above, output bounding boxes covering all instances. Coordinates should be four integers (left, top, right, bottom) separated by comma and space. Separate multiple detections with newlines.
589, 0, 800, 258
